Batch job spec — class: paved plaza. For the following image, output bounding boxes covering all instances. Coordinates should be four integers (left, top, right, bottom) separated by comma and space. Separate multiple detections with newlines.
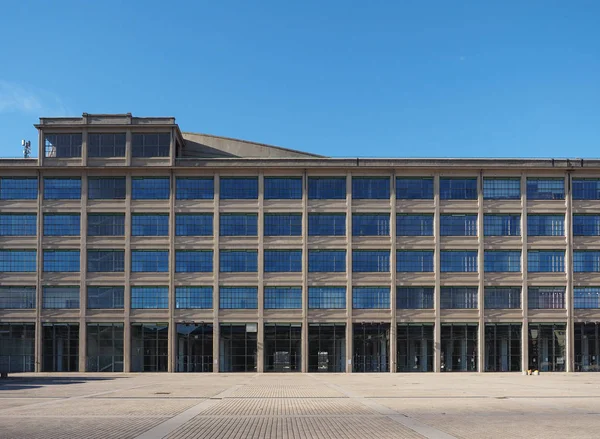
0, 373, 599, 438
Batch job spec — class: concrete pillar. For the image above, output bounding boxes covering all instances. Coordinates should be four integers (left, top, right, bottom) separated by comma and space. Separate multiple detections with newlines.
257, 172, 265, 373
565, 172, 573, 372
390, 173, 397, 373
301, 171, 309, 373
123, 175, 132, 372
168, 171, 176, 373
35, 171, 43, 372
433, 174, 442, 372
212, 174, 220, 373
521, 173, 529, 372
345, 172, 353, 372
79, 174, 88, 372
477, 172, 485, 373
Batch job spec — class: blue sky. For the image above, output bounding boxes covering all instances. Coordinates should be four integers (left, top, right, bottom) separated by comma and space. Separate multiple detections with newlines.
0, 1, 598, 158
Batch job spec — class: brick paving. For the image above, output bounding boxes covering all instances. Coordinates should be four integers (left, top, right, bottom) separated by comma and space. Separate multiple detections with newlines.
0, 373, 599, 438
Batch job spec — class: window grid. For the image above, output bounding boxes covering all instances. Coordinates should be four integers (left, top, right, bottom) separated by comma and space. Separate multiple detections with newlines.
88, 177, 126, 199
131, 133, 170, 157
573, 179, 600, 200
87, 250, 125, 272
43, 214, 80, 236
220, 214, 258, 236
87, 214, 125, 236
308, 177, 346, 199
175, 214, 213, 236
574, 215, 600, 236
526, 178, 564, 200
396, 251, 434, 272
308, 287, 346, 309
440, 251, 478, 272
87, 287, 124, 309
219, 287, 258, 309
264, 250, 302, 272
528, 287, 565, 309
0, 250, 36, 272
131, 214, 169, 236
574, 251, 600, 272
175, 251, 213, 272
264, 214, 302, 236
396, 287, 434, 309
43, 287, 80, 309
219, 251, 258, 272
484, 251, 521, 272
220, 177, 258, 200
131, 177, 170, 200
440, 178, 478, 200
44, 133, 82, 158
0, 286, 36, 309
175, 287, 213, 309
264, 177, 302, 199
483, 178, 521, 199
527, 215, 564, 236
175, 177, 214, 199
131, 287, 169, 309
131, 251, 169, 272
574, 287, 600, 309
527, 251, 564, 272
0, 177, 38, 200
484, 214, 521, 236
43, 250, 80, 272
396, 214, 433, 236
309, 250, 346, 272
352, 287, 390, 309
352, 177, 390, 199
396, 178, 433, 199
87, 133, 126, 157
440, 287, 478, 309
308, 214, 346, 236
0, 214, 36, 236
352, 251, 389, 272
264, 287, 302, 309
484, 287, 521, 309
352, 214, 390, 236
440, 214, 477, 236
43, 178, 81, 200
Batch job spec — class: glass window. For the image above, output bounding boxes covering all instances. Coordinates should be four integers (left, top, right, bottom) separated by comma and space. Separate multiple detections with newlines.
573, 179, 600, 200
131, 214, 169, 236
88, 133, 126, 158
352, 177, 390, 199
308, 287, 346, 309
0, 286, 36, 309
440, 178, 478, 200
440, 214, 477, 236
483, 178, 520, 199
264, 250, 302, 272
88, 177, 126, 199
0, 214, 37, 236
175, 214, 213, 236
352, 214, 389, 236
175, 251, 213, 272
87, 286, 124, 309
574, 287, 600, 309
44, 178, 81, 199
43, 214, 80, 236
440, 251, 478, 272
396, 178, 433, 199
131, 286, 169, 309
43, 287, 80, 309
397, 323, 435, 372
264, 214, 301, 236
574, 251, 600, 272
42, 323, 79, 372
484, 251, 521, 272
396, 251, 434, 272
264, 177, 302, 199
308, 214, 345, 236
220, 214, 257, 236
219, 323, 257, 372
527, 215, 564, 236
526, 178, 564, 200
264, 287, 302, 309
220, 177, 258, 200
131, 177, 170, 200
175, 177, 214, 200
44, 133, 82, 158
0, 250, 36, 272
132, 133, 170, 157
219, 250, 257, 272
0, 177, 38, 200
441, 287, 478, 309
484, 214, 520, 236
308, 323, 346, 372
131, 323, 168, 372
87, 323, 124, 372
88, 214, 125, 236
87, 250, 125, 272
396, 214, 433, 236
353, 251, 389, 272
574, 215, 600, 236
175, 286, 213, 309
219, 287, 258, 309
396, 287, 434, 309
308, 177, 346, 199
352, 287, 389, 309
484, 323, 522, 372
528, 287, 565, 309
484, 287, 521, 309
308, 250, 346, 272
527, 251, 564, 272
43, 250, 80, 272
131, 250, 169, 272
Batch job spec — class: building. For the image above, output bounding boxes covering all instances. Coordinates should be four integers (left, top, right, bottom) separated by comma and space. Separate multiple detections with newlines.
1, 112, 599, 374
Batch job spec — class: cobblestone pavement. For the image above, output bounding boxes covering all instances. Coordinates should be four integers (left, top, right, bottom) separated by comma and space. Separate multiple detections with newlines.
0, 373, 599, 438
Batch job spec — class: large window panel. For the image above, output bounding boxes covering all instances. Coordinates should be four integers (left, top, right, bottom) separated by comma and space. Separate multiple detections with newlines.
43, 250, 80, 272
264, 287, 302, 309
0, 286, 36, 309
353, 250, 390, 272
527, 251, 564, 272
131, 250, 169, 272
175, 286, 213, 309
0, 250, 36, 272
175, 251, 213, 272
396, 250, 434, 272
264, 177, 302, 199
440, 287, 478, 309
264, 250, 302, 272
0, 214, 37, 236
352, 287, 390, 309
220, 177, 258, 200
574, 288, 600, 309
219, 250, 258, 272
526, 178, 564, 200
0, 177, 38, 200
440, 251, 478, 272
484, 251, 521, 272
132, 133, 170, 157
309, 250, 346, 272
43, 287, 80, 309
131, 177, 170, 200
484, 214, 520, 236
308, 214, 345, 236
528, 287, 565, 309
131, 214, 169, 236
220, 214, 258, 236
573, 179, 600, 200
87, 133, 126, 158
440, 178, 477, 200
43, 214, 80, 236
527, 215, 564, 236
308, 177, 346, 199
352, 177, 390, 199
88, 177, 126, 199
396, 178, 433, 199
483, 178, 520, 200
308, 287, 346, 309
396, 214, 433, 236
574, 215, 600, 236
396, 287, 434, 309
440, 214, 477, 236
131, 286, 169, 309
87, 250, 125, 272
88, 214, 125, 236
219, 287, 258, 309
44, 133, 82, 158
87, 286, 124, 309
352, 214, 389, 236
574, 251, 600, 272
484, 287, 521, 309
175, 214, 213, 236
175, 177, 214, 199
264, 214, 301, 236
44, 178, 81, 199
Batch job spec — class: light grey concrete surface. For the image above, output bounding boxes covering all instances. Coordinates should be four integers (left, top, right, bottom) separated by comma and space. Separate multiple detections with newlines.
0, 373, 599, 438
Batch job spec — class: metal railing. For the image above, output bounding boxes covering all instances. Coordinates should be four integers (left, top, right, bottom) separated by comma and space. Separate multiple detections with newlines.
86, 356, 124, 372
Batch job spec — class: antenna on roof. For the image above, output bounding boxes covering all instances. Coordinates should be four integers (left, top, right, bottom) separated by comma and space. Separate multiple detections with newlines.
22, 140, 31, 158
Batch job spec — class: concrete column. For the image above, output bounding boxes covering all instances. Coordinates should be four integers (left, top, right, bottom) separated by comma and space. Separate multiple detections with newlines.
565, 172, 573, 372
79, 174, 88, 372
301, 171, 309, 373
433, 174, 442, 372
212, 174, 220, 373
477, 172, 485, 373
123, 175, 132, 372
168, 171, 176, 372
38, 127, 45, 166
390, 173, 397, 373
346, 172, 353, 373
35, 171, 43, 372
257, 172, 265, 373
125, 130, 132, 167
81, 128, 88, 167
521, 173, 529, 372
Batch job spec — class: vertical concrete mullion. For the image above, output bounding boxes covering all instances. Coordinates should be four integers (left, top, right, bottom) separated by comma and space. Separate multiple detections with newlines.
301, 171, 308, 373
565, 172, 573, 372
35, 171, 43, 372
168, 171, 175, 372
390, 173, 397, 373
123, 174, 132, 372
521, 173, 528, 372
257, 172, 265, 373
434, 174, 441, 372
79, 174, 88, 372
212, 174, 220, 373
346, 172, 353, 373
477, 172, 485, 373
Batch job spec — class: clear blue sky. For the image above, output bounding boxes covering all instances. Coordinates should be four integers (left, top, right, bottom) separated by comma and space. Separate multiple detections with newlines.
0, 1, 598, 158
